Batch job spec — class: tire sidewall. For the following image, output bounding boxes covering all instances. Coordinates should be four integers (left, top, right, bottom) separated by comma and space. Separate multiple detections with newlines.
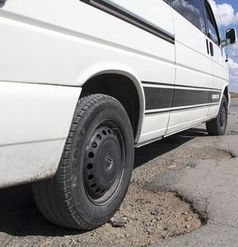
216, 96, 228, 135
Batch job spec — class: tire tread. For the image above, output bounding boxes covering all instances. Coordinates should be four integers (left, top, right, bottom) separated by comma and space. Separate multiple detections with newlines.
206, 95, 228, 136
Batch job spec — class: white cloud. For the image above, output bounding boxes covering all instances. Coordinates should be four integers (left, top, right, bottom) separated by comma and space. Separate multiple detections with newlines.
208, 0, 238, 26
228, 58, 238, 92
228, 43, 238, 57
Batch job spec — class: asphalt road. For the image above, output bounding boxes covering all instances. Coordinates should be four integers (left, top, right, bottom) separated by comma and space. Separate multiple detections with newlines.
151, 99, 238, 247
0, 99, 237, 247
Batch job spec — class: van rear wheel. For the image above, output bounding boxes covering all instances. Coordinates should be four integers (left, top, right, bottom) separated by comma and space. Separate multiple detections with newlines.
32, 94, 134, 230
206, 95, 228, 136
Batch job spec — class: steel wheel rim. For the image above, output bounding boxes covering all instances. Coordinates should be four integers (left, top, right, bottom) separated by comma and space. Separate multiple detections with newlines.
83, 121, 126, 206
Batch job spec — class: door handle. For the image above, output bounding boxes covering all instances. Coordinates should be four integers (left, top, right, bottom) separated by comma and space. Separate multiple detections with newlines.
206, 40, 210, 55
209, 42, 214, 57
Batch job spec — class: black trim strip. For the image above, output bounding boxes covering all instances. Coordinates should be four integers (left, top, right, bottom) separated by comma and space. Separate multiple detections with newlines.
142, 81, 222, 91
173, 88, 211, 107
144, 87, 174, 110
143, 86, 221, 111
81, 0, 175, 44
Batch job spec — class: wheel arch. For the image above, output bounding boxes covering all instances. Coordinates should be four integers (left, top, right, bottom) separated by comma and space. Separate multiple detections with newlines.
79, 69, 145, 144
223, 86, 230, 106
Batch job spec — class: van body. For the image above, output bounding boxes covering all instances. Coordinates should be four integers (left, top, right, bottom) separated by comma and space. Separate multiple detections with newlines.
0, 0, 234, 229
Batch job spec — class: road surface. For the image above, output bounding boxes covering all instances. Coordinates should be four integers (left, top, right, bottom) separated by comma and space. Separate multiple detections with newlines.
0, 99, 237, 247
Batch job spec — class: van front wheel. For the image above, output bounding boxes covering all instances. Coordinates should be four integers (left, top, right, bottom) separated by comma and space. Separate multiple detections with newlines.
206, 95, 228, 136
32, 94, 134, 230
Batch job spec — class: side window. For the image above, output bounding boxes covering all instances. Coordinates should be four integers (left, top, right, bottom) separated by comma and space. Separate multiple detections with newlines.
171, 0, 206, 33
204, 1, 220, 45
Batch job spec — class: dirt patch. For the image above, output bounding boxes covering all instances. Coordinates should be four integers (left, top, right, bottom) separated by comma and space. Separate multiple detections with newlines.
68, 183, 201, 247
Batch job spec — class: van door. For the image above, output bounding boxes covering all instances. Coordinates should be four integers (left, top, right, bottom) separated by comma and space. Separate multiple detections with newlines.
167, 0, 213, 135
203, 0, 228, 117
1, 0, 175, 145
104, 0, 176, 144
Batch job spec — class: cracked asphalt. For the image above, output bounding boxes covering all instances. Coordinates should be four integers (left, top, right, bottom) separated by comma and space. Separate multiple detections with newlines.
0, 99, 237, 247
150, 99, 238, 247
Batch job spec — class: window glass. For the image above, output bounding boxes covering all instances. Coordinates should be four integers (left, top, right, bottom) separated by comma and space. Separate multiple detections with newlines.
204, 1, 220, 45
171, 0, 206, 33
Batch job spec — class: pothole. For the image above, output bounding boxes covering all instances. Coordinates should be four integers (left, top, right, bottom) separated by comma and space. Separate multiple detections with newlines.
178, 147, 233, 161
133, 147, 233, 186
81, 183, 202, 247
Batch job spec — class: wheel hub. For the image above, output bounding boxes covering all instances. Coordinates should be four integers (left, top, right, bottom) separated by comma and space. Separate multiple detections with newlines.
84, 126, 122, 200
104, 154, 114, 171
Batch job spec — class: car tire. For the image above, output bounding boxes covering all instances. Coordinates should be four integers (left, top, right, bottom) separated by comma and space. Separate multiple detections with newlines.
206, 95, 228, 136
32, 94, 134, 230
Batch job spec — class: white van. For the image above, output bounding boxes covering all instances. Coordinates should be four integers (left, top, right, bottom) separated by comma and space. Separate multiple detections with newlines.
0, 0, 236, 230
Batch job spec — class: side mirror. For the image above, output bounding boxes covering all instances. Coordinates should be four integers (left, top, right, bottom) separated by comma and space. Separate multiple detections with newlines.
226, 28, 237, 44
221, 28, 237, 48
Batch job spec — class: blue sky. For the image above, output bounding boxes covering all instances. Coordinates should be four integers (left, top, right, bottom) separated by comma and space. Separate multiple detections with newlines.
211, 0, 238, 92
